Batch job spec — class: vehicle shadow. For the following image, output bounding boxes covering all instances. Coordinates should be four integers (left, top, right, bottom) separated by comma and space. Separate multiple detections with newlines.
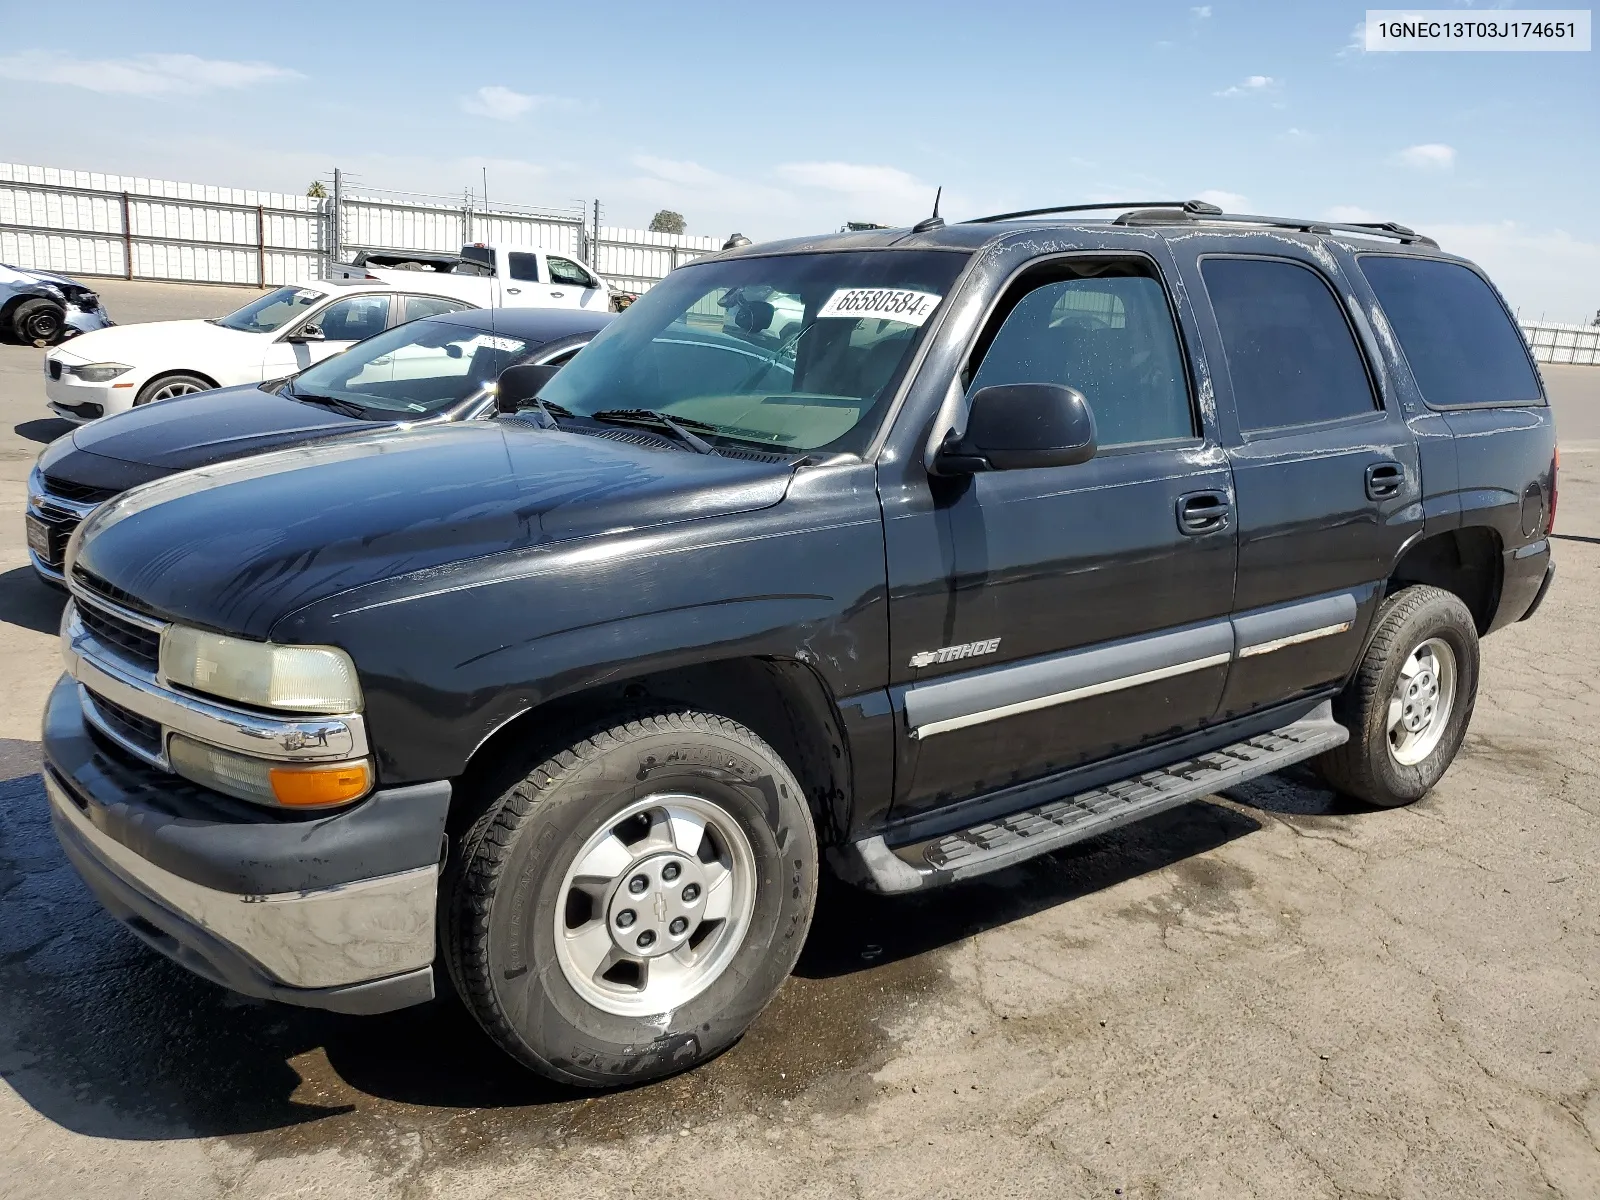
0, 565, 67, 635
0, 753, 1261, 1145
13, 418, 72, 446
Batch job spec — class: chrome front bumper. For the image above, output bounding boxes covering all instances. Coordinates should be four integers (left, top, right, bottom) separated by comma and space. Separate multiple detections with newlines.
48, 769, 437, 1000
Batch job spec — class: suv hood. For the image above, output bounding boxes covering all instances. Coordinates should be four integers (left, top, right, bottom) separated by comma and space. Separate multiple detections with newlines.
70, 423, 796, 639
65, 383, 387, 471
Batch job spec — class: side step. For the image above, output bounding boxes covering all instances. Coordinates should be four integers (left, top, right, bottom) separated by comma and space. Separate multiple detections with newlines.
844, 702, 1348, 893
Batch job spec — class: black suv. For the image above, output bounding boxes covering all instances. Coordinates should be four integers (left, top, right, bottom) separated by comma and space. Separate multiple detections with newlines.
43, 202, 1556, 1090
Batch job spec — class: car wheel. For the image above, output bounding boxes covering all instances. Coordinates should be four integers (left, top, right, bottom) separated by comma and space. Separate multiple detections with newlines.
1315, 585, 1480, 808
134, 373, 212, 406
441, 709, 818, 1088
13, 298, 65, 345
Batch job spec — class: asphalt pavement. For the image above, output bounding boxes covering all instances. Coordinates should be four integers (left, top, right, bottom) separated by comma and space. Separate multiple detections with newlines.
0, 281, 1596, 1199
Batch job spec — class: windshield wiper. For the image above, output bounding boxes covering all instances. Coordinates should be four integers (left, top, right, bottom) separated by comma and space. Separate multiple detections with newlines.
511, 396, 574, 429
591, 408, 717, 455
288, 388, 371, 419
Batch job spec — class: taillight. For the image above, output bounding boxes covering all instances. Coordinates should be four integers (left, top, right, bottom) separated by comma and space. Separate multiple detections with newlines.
1548, 447, 1558, 534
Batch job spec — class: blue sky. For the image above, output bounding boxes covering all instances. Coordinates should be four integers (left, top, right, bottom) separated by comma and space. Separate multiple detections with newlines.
0, 0, 1594, 319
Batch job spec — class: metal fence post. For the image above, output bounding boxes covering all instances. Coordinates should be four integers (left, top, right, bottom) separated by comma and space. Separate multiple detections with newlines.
256, 205, 266, 288
121, 191, 133, 280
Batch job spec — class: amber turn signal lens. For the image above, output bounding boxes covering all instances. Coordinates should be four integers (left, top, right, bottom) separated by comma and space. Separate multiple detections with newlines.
269, 760, 371, 808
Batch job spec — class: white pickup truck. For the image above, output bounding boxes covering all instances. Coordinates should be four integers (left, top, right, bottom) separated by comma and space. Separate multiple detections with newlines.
331, 243, 615, 312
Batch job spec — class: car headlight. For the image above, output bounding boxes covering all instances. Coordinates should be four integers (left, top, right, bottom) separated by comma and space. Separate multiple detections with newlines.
67, 362, 131, 383
159, 626, 363, 714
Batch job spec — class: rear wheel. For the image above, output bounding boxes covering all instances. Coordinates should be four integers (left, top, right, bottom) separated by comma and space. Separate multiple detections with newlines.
134, 373, 212, 406
441, 709, 818, 1088
1315, 585, 1480, 807
12, 298, 65, 345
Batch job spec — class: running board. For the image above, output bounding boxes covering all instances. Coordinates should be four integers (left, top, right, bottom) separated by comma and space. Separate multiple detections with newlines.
842, 702, 1348, 893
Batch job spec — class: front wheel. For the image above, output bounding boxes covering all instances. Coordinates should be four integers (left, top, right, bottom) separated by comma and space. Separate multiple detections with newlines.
12, 298, 65, 345
1315, 585, 1480, 808
134, 372, 212, 406
441, 710, 818, 1088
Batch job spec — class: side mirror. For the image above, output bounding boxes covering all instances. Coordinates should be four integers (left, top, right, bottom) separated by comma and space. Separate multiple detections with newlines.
496, 362, 561, 414
288, 323, 325, 343
934, 383, 1097, 474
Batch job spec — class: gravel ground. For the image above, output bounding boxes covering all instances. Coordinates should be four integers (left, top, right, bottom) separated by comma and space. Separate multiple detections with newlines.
0, 281, 1596, 1199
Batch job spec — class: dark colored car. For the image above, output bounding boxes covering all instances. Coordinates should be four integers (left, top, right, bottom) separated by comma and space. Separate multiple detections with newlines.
43, 202, 1556, 1090
26, 305, 612, 585
0, 262, 112, 344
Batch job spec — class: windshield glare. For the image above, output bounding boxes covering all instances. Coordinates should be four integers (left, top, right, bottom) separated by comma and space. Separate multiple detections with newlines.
538, 250, 966, 454
288, 317, 532, 415
215, 286, 325, 333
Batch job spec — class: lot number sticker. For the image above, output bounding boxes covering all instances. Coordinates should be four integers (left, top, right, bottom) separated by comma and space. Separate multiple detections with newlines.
817, 288, 944, 327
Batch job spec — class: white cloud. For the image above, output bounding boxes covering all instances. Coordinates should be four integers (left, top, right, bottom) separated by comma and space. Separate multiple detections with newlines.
772, 161, 937, 217
1191, 5, 1212, 17
630, 155, 730, 189
460, 85, 570, 121
1195, 189, 1249, 211
1394, 143, 1456, 170
0, 49, 299, 96
1338, 20, 1368, 57
1214, 74, 1279, 97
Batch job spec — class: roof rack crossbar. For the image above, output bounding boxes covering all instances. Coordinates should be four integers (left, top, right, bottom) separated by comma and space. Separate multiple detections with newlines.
967, 199, 1221, 223
965, 202, 1437, 248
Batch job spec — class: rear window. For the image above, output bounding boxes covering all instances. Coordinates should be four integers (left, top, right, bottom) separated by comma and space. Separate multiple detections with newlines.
1359, 256, 1543, 407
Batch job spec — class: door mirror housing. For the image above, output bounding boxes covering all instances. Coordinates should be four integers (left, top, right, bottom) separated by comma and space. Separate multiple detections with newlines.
934, 383, 1098, 474
287, 323, 325, 343
496, 362, 562, 413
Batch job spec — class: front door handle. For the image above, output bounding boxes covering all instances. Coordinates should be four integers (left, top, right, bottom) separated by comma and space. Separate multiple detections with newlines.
1366, 461, 1405, 500
506, 287, 522, 295
1177, 490, 1233, 536
551, 291, 565, 298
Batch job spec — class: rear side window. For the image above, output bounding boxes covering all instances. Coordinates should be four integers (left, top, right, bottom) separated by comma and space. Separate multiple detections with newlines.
1359, 256, 1542, 407
968, 271, 1194, 447
1202, 258, 1377, 433
507, 252, 541, 283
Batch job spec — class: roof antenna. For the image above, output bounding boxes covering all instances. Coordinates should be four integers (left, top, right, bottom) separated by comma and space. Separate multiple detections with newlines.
911, 186, 945, 233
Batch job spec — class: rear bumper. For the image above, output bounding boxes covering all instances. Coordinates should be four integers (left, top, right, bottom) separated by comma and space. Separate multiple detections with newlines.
1519, 559, 1555, 622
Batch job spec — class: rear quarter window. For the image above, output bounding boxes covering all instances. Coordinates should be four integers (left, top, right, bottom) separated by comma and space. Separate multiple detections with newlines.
1359, 256, 1543, 407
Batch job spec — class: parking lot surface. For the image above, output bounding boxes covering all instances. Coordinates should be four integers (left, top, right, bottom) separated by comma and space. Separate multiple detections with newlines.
0, 282, 1596, 1199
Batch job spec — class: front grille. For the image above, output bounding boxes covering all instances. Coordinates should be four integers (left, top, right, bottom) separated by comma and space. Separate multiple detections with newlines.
42, 475, 119, 505
85, 689, 164, 759
72, 565, 152, 614
48, 360, 62, 381
77, 600, 161, 670
51, 400, 103, 419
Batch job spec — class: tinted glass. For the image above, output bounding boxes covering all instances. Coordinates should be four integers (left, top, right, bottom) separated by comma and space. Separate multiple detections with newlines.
548, 256, 593, 287
1202, 258, 1376, 432
402, 295, 472, 322
969, 273, 1193, 446
314, 295, 391, 341
508, 252, 541, 283
540, 250, 965, 453
214, 286, 322, 333
289, 317, 531, 415
1359, 256, 1542, 406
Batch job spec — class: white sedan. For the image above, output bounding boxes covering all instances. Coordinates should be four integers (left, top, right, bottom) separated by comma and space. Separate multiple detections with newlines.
43, 280, 475, 422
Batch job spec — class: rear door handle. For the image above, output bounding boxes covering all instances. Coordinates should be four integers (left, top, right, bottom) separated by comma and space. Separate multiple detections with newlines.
1365, 461, 1405, 500
1177, 490, 1232, 536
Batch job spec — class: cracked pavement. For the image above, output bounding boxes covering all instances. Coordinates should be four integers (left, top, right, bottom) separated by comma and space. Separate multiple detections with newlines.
0, 282, 1596, 1198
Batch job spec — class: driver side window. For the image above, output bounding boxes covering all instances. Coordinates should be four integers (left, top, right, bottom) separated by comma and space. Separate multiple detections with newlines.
547, 256, 594, 288
315, 295, 392, 342
968, 267, 1194, 447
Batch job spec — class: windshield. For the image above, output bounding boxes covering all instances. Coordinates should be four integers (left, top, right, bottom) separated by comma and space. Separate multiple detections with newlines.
287, 316, 532, 415
538, 250, 967, 454
215, 286, 326, 333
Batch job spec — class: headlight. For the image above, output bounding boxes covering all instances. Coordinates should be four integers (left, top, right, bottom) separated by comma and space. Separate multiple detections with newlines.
169, 734, 371, 808
67, 362, 131, 383
26, 463, 45, 512
159, 626, 363, 714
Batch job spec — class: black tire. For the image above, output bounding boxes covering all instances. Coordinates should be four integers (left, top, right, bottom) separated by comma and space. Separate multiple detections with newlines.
440, 709, 818, 1088
13, 298, 65, 345
134, 372, 213, 406
1315, 585, 1480, 807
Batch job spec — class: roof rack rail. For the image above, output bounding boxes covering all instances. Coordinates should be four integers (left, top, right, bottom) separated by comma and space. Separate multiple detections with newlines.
967, 199, 1222, 223
966, 200, 1438, 248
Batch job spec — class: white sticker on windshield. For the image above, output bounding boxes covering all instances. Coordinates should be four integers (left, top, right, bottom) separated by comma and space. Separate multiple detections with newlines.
474, 334, 523, 352
817, 287, 943, 327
